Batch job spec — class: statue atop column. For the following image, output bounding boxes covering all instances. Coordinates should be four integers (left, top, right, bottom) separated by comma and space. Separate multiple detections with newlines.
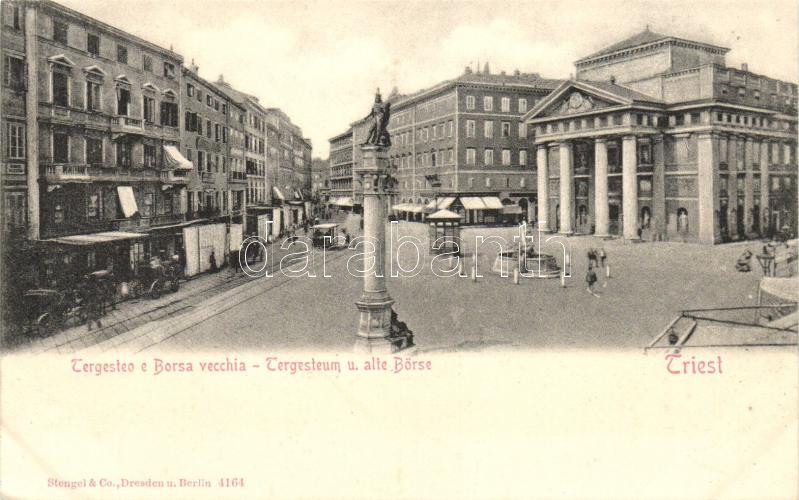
364, 89, 392, 148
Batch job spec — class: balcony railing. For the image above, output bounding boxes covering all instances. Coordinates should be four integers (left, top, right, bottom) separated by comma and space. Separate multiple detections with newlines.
228, 171, 247, 182
201, 171, 215, 183
160, 170, 189, 184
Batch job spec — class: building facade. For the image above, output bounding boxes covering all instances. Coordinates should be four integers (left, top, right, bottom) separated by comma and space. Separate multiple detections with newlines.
328, 129, 354, 211
182, 65, 235, 222
330, 69, 561, 223
524, 29, 798, 243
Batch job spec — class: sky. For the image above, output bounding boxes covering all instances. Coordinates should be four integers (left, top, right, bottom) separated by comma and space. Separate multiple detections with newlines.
60, 0, 799, 158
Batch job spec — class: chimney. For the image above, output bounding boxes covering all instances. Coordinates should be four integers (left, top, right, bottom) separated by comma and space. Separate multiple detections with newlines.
218, 73, 225, 84
189, 58, 199, 74
741, 63, 748, 72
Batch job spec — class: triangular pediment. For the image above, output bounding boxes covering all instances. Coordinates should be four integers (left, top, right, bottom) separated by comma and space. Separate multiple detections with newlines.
142, 82, 160, 92
524, 80, 633, 121
83, 65, 107, 79
48, 54, 76, 67
162, 89, 177, 99
114, 74, 132, 85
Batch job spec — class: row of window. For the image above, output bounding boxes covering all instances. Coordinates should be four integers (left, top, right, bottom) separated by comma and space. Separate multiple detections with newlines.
184, 148, 241, 174
719, 84, 796, 106
465, 120, 526, 139
465, 148, 529, 167
400, 176, 528, 190
186, 83, 228, 115
50, 69, 178, 126
48, 132, 167, 168
51, 18, 176, 78
465, 95, 529, 113
184, 112, 229, 142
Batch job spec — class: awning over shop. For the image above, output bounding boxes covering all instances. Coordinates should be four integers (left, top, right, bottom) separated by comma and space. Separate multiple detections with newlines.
459, 197, 486, 210
332, 197, 353, 207
272, 187, 285, 200
41, 231, 147, 246
502, 205, 523, 214
163, 145, 193, 170
116, 186, 138, 218
481, 197, 504, 210
424, 197, 456, 211
427, 209, 462, 220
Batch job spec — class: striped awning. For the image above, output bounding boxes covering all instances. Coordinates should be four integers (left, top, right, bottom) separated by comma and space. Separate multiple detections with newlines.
424, 197, 456, 211
459, 197, 486, 210
481, 197, 504, 209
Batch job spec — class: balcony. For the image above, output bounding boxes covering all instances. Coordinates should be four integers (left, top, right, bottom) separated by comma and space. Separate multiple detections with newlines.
42, 163, 91, 182
113, 213, 186, 231
228, 171, 247, 183
111, 115, 144, 134
201, 171, 215, 183
160, 170, 189, 184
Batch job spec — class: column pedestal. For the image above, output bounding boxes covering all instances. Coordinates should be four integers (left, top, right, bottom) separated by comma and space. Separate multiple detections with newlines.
354, 145, 414, 354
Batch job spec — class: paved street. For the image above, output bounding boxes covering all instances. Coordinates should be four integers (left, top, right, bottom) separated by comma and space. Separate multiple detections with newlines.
83, 235, 791, 353
9, 241, 307, 354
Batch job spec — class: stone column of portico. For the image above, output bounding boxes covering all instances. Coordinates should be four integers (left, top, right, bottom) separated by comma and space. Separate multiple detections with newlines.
760, 139, 770, 234
727, 136, 740, 239
696, 133, 716, 244
652, 135, 666, 239
536, 144, 549, 231
621, 135, 639, 240
593, 138, 609, 237
558, 142, 574, 235
743, 137, 755, 236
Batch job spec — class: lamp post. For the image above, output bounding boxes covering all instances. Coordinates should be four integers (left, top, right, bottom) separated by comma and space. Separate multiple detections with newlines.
353, 90, 414, 353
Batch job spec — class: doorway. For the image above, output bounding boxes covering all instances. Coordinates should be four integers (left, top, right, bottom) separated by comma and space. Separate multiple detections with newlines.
609, 203, 621, 236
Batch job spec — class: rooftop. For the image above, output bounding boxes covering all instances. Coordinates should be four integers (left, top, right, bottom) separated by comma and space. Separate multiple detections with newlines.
576, 27, 730, 64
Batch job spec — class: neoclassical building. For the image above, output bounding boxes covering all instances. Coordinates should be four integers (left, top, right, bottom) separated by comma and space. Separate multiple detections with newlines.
524, 29, 797, 244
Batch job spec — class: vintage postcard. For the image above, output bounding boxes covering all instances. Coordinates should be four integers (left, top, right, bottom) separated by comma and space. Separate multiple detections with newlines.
1, 0, 797, 498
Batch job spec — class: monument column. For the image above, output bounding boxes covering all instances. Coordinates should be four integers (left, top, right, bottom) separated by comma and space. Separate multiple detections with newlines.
593, 138, 609, 237
353, 92, 412, 354
536, 144, 549, 231
622, 135, 639, 240
559, 142, 574, 235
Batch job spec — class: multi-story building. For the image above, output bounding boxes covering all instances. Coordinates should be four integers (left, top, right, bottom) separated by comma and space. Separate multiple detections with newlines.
214, 77, 267, 208
20, 0, 190, 285
181, 65, 245, 223
328, 129, 354, 211
524, 28, 798, 243
265, 108, 310, 226
2, 1, 28, 241
310, 157, 329, 202
331, 69, 561, 223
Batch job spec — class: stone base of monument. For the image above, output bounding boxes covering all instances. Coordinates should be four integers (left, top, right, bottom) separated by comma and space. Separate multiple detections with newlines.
354, 299, 416, 354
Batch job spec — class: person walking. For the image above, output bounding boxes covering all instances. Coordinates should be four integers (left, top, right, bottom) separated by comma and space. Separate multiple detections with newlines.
586, 265, 600, 297
209, 250, 218, 273
587, 248, 598, 268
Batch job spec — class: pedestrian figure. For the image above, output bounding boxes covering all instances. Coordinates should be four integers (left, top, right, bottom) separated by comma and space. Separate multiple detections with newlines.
598, 248, 606, 268
736, 249, 753, 272
586, 265, 599, 297
210, 250, 218, 273
230, 248, 240, 274
587, 248, 598, 268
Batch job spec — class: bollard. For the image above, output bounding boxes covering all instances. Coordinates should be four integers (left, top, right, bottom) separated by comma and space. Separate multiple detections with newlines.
513, 268, 519, 284
606, 263, 611, 279
458, 259, 464, 276
471, 258, 477, 282
560, 271, 566, 288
